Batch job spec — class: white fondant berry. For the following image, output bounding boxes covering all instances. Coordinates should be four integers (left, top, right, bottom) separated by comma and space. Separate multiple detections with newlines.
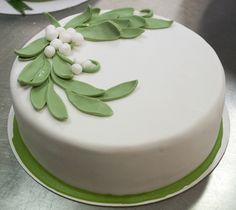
56, 26, 66, 35
44, 45, 55, 58
59, 43, 71, 56
59, 31, 71, 43
81, 60, 95, 69
71, 32, 84, 46
50, 39, 63, 50
74, 57, 86, 65
67, 28, 77, 35
46, 24, 56, 31
71, 63, 83, 75
45, 29, 59, 41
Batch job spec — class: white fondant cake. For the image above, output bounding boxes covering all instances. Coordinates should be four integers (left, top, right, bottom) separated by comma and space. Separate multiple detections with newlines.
10, 13, 225, 195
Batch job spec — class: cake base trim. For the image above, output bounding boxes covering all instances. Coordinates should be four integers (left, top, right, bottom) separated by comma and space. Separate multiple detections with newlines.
7, 107, 230, 207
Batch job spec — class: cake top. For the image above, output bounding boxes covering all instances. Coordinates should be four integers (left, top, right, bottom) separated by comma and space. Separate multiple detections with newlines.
10, 7, 225, 150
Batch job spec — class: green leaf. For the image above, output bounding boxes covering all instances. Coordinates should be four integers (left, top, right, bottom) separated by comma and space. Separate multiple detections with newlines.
7, 0, 32, 15
89, 13, 119, 25
47, 79, 68, 121
144, 18, 173, 29
67, 91, 113, 117
44, 12, 61, 27
18, 56, 38, 62
98, 80, 138, 101
29, 58, 51, 86
91, 7, 101, 17
15, 38, 49, 58
18, 54, 45, 86
120, 16, 146, 28
111, 19, 130, 29
101, 8, 134, 18
52, 54, 73, 79
30, 80, 48, 110
121, 28, 144, 39
64, 6, 92, 28
139, 9, 154, 18
51, 71, 105, 97
57, 52, 74, 65
82, 59, 100, 73
77, 21, 120, 41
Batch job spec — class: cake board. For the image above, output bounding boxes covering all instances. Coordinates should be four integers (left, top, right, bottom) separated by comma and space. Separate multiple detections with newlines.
7, 106, 230, 207
0, 0, 87, 15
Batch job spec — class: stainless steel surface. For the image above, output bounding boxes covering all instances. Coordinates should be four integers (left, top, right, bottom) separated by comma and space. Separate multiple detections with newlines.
0, 0, 235, 209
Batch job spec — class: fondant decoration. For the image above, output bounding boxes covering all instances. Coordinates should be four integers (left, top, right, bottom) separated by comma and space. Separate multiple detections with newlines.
7, 0, 32, 15
14, 6, 173, 120
30, 81, 48, 110
47, 79, 68, 120
139, 9, 154, 18
67, 91, 113, 117
144, 18, 173, 29
98, 80, 138, 101
52, 54, 73, 79
44, 45, 55, 58
71, 63, 83, 75
15, 38, 48, 58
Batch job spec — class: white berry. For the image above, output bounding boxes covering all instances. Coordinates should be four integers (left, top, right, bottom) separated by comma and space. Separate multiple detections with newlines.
56, 27, 66, 35
81, 60, 95, 69
44, 45, 55, 58
59, 43, 71, 56
71, 32, 84, 46
46, 24, 56, 31
50, 39, 63, 50
71, 63, 83, 75
67, 28, 77, 35
59, 31, 71, 43
45, 29, 59, 41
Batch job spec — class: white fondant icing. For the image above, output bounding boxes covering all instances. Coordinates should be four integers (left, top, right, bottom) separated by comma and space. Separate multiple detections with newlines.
81, 59, 94, 69
10, 14, 225, 195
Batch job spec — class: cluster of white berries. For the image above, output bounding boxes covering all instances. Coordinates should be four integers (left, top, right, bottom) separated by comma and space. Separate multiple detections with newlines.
44, 24, 84, 58
71, 58, 96, 75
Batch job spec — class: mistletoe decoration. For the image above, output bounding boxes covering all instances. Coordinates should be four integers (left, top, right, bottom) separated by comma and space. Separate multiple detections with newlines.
15, 6, 173, 121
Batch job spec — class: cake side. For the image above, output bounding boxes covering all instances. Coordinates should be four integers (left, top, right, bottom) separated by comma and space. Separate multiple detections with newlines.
10, 12, 225, 195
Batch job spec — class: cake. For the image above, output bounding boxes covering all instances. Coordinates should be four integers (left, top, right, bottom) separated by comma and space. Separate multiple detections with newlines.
10, 6, 225, 201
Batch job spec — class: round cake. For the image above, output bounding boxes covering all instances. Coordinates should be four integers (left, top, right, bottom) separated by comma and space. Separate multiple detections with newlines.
10, 8, 225, 196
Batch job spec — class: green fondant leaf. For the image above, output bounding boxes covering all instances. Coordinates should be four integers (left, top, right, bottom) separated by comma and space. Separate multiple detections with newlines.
18, 54, 45, 86
121, 28, 144, 39
82, 59, 100, 73
57, 52, 74, 65
15, 38, 49, 58
52, 54, 73, 79
44, 12, 61, 27
111, 19, 130, 29
101, 8, 134, 18
120, 16, 146, 28
51, 71, 105, 97
30, 80, 48, 110
144, 18, 173, 29
98, 80, 138, 101
7, 0, 32, 15
91, 7, 101, 17
64, 6, 92, 29
30, 58, 51, 86
89, 13, 119, 25
139, 9, 154, 18
47, 79, 68, 121
77, 21, 120, 41
18, 55, 38, 62
67, 91, 113, 117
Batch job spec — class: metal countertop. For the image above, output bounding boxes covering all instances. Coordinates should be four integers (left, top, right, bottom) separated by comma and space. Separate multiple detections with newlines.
0, 0, 235, 209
